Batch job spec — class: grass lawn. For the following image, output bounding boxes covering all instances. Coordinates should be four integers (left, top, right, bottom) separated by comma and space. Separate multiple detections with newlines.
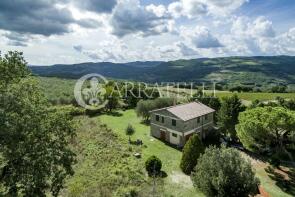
99, 110, 203, 197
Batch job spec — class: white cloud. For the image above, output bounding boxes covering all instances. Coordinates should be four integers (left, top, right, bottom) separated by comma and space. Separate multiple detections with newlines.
181, 26, 223, 48
74, 39, 128, 62
168, 0, 248, 18
109, 0, 173, 37
231, 16, 275, 38
225, 16, 277, 55
146, 4, 167, 17
251, 16, 275, 37
168, 2, 183, 18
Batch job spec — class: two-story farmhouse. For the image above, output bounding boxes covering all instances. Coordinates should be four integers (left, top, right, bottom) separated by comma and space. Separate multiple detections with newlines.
150, 102, 215, 147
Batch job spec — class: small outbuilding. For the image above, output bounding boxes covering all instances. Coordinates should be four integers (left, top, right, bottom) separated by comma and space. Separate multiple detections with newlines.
150, 102, 215, 147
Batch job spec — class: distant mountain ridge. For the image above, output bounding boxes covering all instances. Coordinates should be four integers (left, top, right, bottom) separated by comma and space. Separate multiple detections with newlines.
30, 56, 295, 85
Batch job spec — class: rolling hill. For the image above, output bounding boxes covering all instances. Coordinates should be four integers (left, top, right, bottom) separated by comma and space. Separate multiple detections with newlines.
30, 56, 295, 86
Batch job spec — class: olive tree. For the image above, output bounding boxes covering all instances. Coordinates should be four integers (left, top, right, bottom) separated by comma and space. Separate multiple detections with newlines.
191, 146, 259, 197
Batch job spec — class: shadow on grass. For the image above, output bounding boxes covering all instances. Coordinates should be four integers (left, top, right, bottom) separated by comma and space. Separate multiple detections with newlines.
265, 166, 295, 196
159, 171, 168, 178
241, 149, 269, 163
86, 110, 123, 117
148, 171, 168, 178
162, 140, 182, 151
140, 119, 150, 126
106, 111, 123, 117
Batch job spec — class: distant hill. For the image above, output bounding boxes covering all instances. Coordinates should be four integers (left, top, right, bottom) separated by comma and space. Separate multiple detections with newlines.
30, 56, 295, 85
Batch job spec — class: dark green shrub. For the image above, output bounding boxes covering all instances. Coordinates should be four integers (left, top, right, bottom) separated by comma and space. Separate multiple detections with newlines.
145, 155, 162, 176
125, 124, 135, 143
180, 134, 204, 175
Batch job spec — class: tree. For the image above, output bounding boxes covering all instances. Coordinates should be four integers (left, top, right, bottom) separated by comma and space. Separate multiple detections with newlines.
0, 52, 75, 196
270, 85, 287, 93
145, 156, 162, 176
136, 98, 174, 121
236, 107, 295, 155
217, 94, 245, 139
125, 124, 135, 143
195, 96, 221, 123
0, 51, 29, 88
191, 146, 259, 197
136, 100, 155, 121
180, 135, 204, 175
123, 84, 160, 108
104, 85, 120, 112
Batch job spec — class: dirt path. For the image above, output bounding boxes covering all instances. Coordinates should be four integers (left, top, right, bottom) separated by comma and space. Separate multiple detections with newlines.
170, 171, 193, 188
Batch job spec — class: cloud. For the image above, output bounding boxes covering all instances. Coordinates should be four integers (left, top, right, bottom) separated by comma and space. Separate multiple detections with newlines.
110, 0, 173, 37
168, 2, 183, 18
204, 0, 248, 15
181, 26, 223, 48
76, 19, 103, 29
223, 16, 277, 55
251, 16, 275, 37
73, 0, 117, 13
257, 27, 295, 55
2, 32, 33, 47
231, 16, 275, 38
168, 0, 207, 18
73, 40, 128, 62
0, 0, 73, 36
168, 0, 248, 18
0, 0, 102, 45
176, 42, 199, 56
73, 45, 83, 52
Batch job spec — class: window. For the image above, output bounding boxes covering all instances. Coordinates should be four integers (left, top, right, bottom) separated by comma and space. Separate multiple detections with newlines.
172, 119, 176, 126
156, 115, 159, 121
205, 114, 208, 120
197, 117, 200, 123
161, 116, 164, 123
172, 133, 177, 138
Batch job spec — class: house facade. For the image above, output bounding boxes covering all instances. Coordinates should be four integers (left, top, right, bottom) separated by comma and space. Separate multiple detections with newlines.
150, 102, 215, 147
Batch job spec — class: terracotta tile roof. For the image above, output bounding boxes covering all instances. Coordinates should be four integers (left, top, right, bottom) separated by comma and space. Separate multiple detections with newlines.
151, 102, 215, 121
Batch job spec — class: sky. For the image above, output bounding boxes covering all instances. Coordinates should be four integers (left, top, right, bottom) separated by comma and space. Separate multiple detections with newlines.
0, 0, 295, 65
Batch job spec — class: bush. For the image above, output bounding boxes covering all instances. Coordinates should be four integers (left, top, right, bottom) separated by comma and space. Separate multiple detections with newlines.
145, 156, 162, 176
180, 135, 204, 175
125, 124, 135, 142
191, 146, 259, 197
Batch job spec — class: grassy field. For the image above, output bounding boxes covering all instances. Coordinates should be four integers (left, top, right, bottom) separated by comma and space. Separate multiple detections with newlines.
99, 110, 202, 197
214, 91, 295, 101
36, 77, 76, 104
160, 87, 295, 102
99, 109, 294, 197
62, 116, 146, 196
